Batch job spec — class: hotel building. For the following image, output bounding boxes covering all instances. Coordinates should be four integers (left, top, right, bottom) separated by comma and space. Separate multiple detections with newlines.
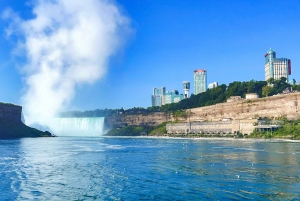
264, 48, 291, 82
162, 90, 184, 105
194, 69, 207, 94
151, 87, 165, 107
208, 82, 218, 89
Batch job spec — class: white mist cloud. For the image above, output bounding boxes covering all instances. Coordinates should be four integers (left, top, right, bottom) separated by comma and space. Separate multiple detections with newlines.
3, 0, 131, 129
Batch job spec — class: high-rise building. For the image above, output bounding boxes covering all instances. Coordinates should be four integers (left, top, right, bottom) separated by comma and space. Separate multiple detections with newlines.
264, 48, 291, 82
194, 69, 207, 95
151, 87, 165, 107
162, 90, 184, 105
208, 82, 218, 89
183, 81, 190, 99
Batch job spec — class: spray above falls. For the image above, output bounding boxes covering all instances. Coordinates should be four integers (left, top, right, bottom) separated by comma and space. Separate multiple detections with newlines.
3, 0, 131, 132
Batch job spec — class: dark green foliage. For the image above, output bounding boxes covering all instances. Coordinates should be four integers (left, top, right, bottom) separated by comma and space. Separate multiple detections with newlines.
268, 77, 290, 96
106, 122, 169, 136
160, 84, 227, 112
157, 79, 296, 112
60, 107, 150, 117
248, 118, 300, 139
0, 119, 52, 139
292, 84, 300, 91
172, 110, 187, 120
159, 80, 269, 112
149, 122, 168, 136
60, 108, 119, 117
224, 80, 268, 99
105, 125, 149, 136
262, 85, 272, 97
146, 106, 160, 112
60, 79, 296, 116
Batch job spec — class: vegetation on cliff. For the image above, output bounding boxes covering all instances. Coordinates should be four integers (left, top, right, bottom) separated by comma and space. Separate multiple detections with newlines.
60, 109, 119, 117
157, 78, 300, 112
60, 79, 300, 117
148, 122, 168, 136
105, 122, 169, 137
104, 118, 300, 139
262, 77, 292, 97
0, 119, 52, 139
105, 125, 150, 136
248, 118, 300, 140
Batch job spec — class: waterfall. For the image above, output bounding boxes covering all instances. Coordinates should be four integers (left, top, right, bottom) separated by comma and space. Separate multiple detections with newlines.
52, 117, 106, 136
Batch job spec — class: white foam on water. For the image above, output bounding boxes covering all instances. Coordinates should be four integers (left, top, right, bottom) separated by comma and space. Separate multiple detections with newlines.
51, 117, 105, 137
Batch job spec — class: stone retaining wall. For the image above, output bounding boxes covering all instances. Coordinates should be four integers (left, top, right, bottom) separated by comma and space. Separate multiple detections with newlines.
166, 119, 258, 135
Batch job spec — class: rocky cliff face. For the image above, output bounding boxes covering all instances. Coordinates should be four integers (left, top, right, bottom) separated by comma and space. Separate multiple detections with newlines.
189, 93, 300, 121
0, 102, 52, 138
105, 93, 300, 129
0, 103, 22, 122
105, 112, 171, 129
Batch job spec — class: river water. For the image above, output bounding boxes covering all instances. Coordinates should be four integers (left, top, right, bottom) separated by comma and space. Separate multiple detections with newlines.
0, 137, 299, 200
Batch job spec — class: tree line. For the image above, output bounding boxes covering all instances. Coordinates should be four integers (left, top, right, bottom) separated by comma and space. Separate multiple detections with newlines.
60, 78, 300, 117
153, 78, 300, 112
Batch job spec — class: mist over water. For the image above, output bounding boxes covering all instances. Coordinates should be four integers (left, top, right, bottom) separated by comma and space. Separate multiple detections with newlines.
53, 117, 106, 136
3, 0, 131, 133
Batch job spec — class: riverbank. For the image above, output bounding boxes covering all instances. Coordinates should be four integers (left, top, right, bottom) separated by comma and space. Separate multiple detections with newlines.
151, 134, 300, 140
105, 135, 300, 142
106, 118, 300, 140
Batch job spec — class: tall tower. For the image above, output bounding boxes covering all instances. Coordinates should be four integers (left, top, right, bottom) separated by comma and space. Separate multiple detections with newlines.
194, 69, 207, 95
183, 81, 190, 99
264, 48, 291, 82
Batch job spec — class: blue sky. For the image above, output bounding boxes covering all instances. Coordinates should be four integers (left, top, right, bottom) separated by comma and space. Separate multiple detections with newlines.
1, 0, 300, 111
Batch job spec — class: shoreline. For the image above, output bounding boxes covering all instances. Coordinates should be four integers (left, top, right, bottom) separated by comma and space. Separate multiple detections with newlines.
103, 135, 300, 142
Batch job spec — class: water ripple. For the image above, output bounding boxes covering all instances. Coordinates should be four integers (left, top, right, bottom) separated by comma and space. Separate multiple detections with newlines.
0, 138, 300, 200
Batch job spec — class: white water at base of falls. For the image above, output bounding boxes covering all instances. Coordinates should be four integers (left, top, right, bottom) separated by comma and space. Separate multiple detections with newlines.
52, 117, 106, 136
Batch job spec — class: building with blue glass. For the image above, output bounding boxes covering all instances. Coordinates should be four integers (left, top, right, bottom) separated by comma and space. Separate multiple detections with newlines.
194, 69, 207, 94
162, 90, 184, 105
264, 48, 291, 82
151, 87, 165, 107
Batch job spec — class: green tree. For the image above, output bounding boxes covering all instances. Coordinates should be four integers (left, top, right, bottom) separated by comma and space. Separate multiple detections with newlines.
267, 77, 275, 85
262, 85, 272, 97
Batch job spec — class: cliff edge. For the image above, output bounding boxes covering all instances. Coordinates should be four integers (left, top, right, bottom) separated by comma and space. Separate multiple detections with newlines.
0, 102, 52, 138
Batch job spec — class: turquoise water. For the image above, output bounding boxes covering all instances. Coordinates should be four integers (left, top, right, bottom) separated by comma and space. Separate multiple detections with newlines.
0, 137, 300, 200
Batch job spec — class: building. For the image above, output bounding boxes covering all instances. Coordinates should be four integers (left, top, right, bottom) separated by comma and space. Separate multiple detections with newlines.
208, 82, 218, 89
194, 69, 207, 94
245, 93, 259, 99
166, 119, 263, 135
151, 87, 165, 107
162, 90, 184, 105
264, 48, 291, 82
183, 81, 190, 99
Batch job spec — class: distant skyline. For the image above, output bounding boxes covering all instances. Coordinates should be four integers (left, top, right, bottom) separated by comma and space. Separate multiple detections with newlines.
1, 0, 300, 111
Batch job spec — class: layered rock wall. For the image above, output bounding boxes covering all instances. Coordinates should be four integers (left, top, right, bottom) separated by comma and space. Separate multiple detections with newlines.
105, 112, 170, 128
188, 93, 300, 121
105, 93, 300, 129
